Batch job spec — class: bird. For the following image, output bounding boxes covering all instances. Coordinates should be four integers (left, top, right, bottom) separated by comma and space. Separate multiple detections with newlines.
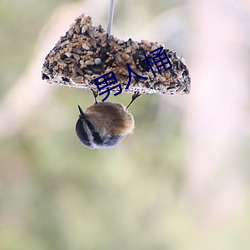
75, 90, 140, 149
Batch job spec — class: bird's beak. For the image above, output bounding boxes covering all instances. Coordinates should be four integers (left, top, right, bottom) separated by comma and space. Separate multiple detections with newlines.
77, 105, 86, 119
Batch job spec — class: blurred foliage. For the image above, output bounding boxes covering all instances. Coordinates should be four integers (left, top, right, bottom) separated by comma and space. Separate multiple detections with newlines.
0, 0, 71, 98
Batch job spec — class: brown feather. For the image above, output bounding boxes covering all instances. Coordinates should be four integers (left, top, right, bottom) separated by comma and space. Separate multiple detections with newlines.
85, 102, 134, 135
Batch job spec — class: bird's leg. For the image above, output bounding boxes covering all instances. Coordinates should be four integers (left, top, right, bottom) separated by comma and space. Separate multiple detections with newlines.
126, 92, 141, 110
90, 88, 98, 104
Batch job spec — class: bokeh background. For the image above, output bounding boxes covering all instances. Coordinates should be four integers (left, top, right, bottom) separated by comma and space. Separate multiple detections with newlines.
1, 0, 250, 249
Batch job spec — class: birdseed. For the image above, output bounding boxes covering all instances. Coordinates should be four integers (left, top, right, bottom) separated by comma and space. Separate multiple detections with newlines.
42, 14, 191, 95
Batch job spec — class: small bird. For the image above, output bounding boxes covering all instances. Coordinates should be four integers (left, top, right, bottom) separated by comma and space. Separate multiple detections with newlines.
75, 91, 140, 149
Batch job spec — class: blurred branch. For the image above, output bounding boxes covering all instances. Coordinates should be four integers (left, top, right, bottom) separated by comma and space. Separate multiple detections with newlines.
184, 0, 250, 225
0, 0, 109, 139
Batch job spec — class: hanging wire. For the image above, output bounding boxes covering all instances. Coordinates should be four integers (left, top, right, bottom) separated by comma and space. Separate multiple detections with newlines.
107, 0, 115, 34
